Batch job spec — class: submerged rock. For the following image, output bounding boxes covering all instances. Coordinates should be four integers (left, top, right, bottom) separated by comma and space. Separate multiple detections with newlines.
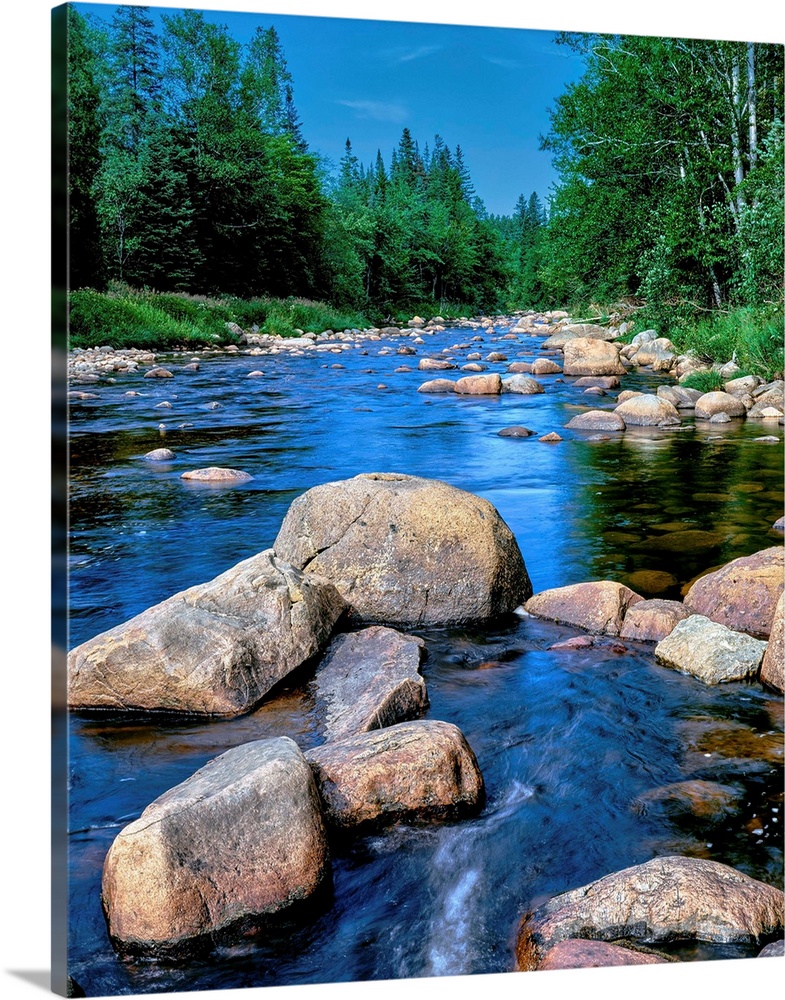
143, 448, 176, 461
102, 738, 329, 953
525, 581, 643, 636
516, 855, 785, 970
536, 939, 668, 971
311, 626, 428, 741
631, 779, 743, 820
683, 546, 784, 638
181, 467, 253, 483
498, 425, 535, 437
273, 473, 532, 626
304, 719, 484, 830
654, 614, 767, 684
68, 550, 346, 717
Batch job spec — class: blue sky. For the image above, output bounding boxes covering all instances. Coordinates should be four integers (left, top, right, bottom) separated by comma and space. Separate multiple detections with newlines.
76, 2, 587, 216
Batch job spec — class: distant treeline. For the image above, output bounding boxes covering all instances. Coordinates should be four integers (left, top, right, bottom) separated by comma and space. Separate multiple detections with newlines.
66, 6, 783, 323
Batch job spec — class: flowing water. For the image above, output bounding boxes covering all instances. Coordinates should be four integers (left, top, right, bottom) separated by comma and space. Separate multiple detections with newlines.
65, 325, 784, 995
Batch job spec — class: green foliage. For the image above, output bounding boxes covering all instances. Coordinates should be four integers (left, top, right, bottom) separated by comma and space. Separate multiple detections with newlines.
680, 370, 726, 393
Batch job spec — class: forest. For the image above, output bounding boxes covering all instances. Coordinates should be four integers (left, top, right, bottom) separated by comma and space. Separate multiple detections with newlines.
64, 5, 783, 360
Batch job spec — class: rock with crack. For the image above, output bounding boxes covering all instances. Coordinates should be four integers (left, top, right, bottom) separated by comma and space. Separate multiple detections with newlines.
273, 472, 532, 626
516, 855, 785, 970
68, 550, 346, 717
305, 719, 484, 830
311, 626, 428, 741
654, 614, 768, 684
102, 738, 329, 955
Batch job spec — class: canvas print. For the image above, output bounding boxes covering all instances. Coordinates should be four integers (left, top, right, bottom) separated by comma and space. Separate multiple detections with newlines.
53, 1, 784, 997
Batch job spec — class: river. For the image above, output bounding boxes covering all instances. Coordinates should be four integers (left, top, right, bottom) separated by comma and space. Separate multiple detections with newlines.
65, 323, 784, 995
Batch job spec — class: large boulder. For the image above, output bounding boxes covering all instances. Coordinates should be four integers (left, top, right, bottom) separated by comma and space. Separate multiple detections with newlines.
304, 720, 484, 830
614, 394, 681, 426
654, 614, 768, 684
760, 592, 784, 692
562, 338, 626, 376
525, 581, 643, 636
102, 738, 330, 954
68, 550, 346, 717
516, 855, 785, 970
620, 598, 691, 642
694, 391, 747, 419
273, 473, 532, 626
683, 547, 784, 638
311, 626, 428, 741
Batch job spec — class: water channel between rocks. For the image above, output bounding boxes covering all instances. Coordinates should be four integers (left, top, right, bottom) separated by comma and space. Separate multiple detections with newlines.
66, 324, 784, 995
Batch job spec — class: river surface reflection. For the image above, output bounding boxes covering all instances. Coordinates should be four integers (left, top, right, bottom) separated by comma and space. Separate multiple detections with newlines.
66, 324, 783, 994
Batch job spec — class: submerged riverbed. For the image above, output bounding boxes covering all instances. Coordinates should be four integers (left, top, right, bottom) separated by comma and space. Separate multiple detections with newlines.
66, 323, 784, 995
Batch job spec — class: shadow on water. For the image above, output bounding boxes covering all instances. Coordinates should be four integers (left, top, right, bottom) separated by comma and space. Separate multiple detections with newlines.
65, 327, 784, 994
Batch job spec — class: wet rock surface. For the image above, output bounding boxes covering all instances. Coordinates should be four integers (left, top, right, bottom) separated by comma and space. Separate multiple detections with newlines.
525, 581, 643, 636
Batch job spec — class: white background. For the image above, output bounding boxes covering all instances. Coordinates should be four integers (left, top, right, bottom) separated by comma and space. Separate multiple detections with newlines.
1, 1, 783, 998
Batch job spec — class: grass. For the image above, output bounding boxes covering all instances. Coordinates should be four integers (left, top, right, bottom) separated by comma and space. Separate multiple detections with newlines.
68, 288, 373, 350
634, 302, 784, 381
679, 370, 727, 393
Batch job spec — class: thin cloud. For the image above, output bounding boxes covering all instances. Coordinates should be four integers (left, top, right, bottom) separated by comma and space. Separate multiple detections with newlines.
338, 100, 408, 123
483, 55, 523, 69
383, 44, 443, 63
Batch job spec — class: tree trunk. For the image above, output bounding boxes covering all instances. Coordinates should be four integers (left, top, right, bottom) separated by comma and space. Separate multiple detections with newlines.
731, 50, 747, 212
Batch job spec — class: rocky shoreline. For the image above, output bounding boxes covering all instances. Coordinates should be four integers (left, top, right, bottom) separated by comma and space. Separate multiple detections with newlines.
66, 311, 784, 975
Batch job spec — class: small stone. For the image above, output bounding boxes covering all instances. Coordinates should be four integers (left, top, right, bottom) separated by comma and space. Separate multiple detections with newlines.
539, 432, 562, 442
143, 448, 176, 462
143, 367, 173, 379
247, 370, 265, 377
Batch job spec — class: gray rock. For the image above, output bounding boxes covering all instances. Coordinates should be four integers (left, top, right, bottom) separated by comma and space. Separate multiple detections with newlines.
564, 409, 625, 431
68, 550, 346, 716
273, 472, 532, 626
655, 614, 768, 684
502, 374, 544, 394
312, 626, 428, 741
143, 448, 176, 461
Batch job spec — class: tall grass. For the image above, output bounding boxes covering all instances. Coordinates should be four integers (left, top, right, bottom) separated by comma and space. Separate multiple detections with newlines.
68, 288, 374, 350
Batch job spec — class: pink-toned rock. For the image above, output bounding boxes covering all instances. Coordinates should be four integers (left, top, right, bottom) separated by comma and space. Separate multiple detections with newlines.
181, 467, 253, 483
617, 390, 643, 403
536, 939, 667, 970
525, 581, 643, 636
417, 379, 455, 393
538, 432, 562, 442
549, 636, 594, 650
562, 338, 626, 376
564, 409, 625, 432
461, 363, 485, 372
620, 599, 691, 642
684, 546, 784, 638
614, 394, 681, 426
143, 367, 173, 378
305, 719, 484, 829
760, 592, 784, 692
485, 352, 508, 362
694, 391, 747, 419
516, 855, 785, 970
507, 361, 533, 373
455, 373, 503, 394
